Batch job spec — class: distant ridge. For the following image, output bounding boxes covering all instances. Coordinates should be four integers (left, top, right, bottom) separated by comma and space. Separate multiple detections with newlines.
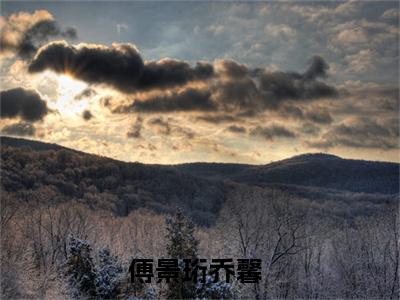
2, 135, 399, 194
1, 136, 75, 152
177, 153, 399, 194
289, 153, 341, 160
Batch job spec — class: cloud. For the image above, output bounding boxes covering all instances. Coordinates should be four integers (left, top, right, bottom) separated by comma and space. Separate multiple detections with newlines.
264, 24, 296, 38
345, 49, 378, 73
279, 104, 333, 124
196, 114, 238, 124
308, 117, 399, 150
29, 41, 338, 117
74, 88, 97, 100
305, 109, 333, 124
329, 19, 398, 53
29, 41, 214, 93
0, 10, 77, 59
108, 56, 338, 117
284, 1, 360, 22
301, 123, 320, 136
215, 59, 249, 78
207, 24, 225, 35
334, 28, 368, 45
250, 125, 296, 140
332, 82, 399, 117
138, 59, 214, 90
148, 117, 171, 135
279, 104, 305, 119
381, 9, 399, 20
116, 88, 216, 113
0, 87, 49, 122
82, 110, 93, 121
253, 56, 338, 107
211, 56, 338, 112
1, 122, 36, 136
127, 116, 143, 138
29, 41, 144, 93
227, 125, 246, 133
303, 55, 330, 80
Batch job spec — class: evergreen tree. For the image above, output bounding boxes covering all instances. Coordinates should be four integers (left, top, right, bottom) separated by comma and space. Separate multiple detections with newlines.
95, 248, 123, 299
165, 208, 199, 299
195, 275, 234, 299
66, 237, 97, 299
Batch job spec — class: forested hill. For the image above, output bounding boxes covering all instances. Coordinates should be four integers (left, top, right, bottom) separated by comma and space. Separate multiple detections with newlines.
176, 154, 399, 194
1, 136, 74, 152
2, 136, 399, 195
0, 136, 225, 226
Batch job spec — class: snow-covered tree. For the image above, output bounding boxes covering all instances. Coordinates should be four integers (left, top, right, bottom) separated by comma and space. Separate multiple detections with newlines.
95, 248, 123, 299
165, 208, 198, 299
196, 275, 235, 299
66, 237, 97, 299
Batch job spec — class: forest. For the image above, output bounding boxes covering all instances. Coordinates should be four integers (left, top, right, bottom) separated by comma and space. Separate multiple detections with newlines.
1, 137, 399, 299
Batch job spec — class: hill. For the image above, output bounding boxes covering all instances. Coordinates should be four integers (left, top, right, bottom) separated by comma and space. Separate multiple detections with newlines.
176, 153, 399, 194
1, 136, 74, 152
0, 136, 225, 225
1, 136, 398, 226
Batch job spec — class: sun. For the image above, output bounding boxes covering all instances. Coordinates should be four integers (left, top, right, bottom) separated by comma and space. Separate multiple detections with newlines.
55, 75, 88, 116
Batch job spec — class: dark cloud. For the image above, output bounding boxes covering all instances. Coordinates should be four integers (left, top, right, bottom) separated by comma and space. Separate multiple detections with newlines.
216, 60, 249, 78
308, 118, 399, 149
1, 122, 36, 136
82, 110, 93, 121
212, 78, 260, 110
29, 40, 338, 115
127, 116, 143, 138
227, 125, 246, 133
208, 56, 338, 113
1, 11, 77, 59
303, 55, 329, 80
138, 60, 214, 90
250, 125, 296, 140
116, 88, 216, 113
29, 42, 144, 93
255, 69, 338, 107
29, 42, 214, 93
0, 88, 49, 122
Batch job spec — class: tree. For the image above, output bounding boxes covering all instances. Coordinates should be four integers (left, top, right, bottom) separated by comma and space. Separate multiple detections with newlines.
95, 248, 123, 299
165, 208, 198, 299
196, 275, 234, 299
66, 237, 97, 299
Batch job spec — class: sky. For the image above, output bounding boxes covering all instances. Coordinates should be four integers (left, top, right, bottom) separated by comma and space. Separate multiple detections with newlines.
0, 1, 399, 164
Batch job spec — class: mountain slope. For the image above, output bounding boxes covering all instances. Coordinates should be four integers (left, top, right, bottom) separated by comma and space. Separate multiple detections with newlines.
0, 136, 225, 226
1, 136, 74, 152
176, 154, 399, 194
1, 136, 398, 227
2, 136, 399, 195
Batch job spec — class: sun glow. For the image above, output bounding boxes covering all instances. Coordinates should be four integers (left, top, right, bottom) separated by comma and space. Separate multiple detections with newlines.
55, 75, 88, 116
